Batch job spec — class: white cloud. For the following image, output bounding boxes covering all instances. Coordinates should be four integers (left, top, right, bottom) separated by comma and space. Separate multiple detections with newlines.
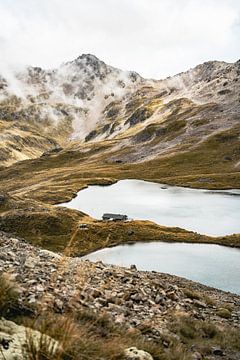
0, 0, 239, 78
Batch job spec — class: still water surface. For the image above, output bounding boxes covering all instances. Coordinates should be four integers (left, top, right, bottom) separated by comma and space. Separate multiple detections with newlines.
61, 179, 240, 236
83, 242, 240, 294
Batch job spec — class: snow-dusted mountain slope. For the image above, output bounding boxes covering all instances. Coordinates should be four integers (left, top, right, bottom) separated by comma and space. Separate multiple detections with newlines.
0, 54, 239, 165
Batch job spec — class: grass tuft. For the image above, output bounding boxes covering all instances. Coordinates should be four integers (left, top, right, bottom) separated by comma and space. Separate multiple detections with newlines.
0, 273, 19, 317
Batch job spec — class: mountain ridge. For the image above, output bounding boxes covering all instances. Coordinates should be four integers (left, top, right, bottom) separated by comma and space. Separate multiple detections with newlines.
0, 54, 239, 167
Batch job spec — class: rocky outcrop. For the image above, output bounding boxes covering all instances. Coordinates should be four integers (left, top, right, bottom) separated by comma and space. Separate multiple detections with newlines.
0, 318, 59, 360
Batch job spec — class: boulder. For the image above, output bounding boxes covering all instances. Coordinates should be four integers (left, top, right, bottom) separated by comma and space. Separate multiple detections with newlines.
212, 347, 224, 356
191, 351, 202, 360
124, 347, 153, 360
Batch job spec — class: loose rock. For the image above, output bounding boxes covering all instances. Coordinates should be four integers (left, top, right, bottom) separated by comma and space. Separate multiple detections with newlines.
124, 347, 153, 360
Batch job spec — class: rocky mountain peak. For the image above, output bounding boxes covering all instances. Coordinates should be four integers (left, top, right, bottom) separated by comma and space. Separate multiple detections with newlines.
76, 53, 102, 64
61, 53, 119, 83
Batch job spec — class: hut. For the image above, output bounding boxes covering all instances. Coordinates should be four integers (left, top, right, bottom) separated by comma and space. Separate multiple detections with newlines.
102, 213, 128, 221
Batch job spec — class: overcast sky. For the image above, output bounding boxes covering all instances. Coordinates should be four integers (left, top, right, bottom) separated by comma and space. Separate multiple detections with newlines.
0, 0, 240, 78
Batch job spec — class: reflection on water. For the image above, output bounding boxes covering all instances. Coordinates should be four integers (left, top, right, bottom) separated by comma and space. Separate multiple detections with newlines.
61, 179, 240, 236
83, 242, 240, 294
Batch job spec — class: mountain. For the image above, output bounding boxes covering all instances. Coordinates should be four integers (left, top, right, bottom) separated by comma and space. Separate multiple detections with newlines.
0, 54, 142, 165
0, 55, 239, 167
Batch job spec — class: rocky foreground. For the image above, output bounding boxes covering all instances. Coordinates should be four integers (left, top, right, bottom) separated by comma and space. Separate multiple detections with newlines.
1, 231, 240, 327
0, 231, 240, 359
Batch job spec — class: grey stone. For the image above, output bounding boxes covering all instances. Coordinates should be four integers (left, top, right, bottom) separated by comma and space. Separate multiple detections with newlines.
212, 347, 224, 356
0, 195, 6, 204
124, 347, 153, 360
193, 300, 207, 308
191, 352, 202, 360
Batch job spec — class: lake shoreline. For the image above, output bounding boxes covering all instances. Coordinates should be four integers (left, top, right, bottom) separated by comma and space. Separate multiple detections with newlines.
55, 177, 240, 206
1, 179, 240, 258
83, 241, 240, 294
61, 179, 240, 237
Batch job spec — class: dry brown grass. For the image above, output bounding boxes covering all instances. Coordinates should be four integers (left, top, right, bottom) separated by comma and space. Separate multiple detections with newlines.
22, 311, 193, 360
169, 315, 240, 356
0, 273, 19, 317
21, 309, 240, 360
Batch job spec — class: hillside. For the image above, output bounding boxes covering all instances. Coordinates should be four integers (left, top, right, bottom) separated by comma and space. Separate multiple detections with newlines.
0, 231, 240, 360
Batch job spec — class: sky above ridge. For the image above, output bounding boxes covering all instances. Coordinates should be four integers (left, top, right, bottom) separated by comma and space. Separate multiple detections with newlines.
0, 0, 240, 78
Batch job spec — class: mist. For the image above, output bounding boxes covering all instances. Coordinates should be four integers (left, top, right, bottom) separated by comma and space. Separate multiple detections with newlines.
0, 0, 240, 79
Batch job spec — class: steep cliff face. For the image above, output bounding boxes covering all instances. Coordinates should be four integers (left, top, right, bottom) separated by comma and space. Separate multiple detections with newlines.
0, 55, 239, 166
